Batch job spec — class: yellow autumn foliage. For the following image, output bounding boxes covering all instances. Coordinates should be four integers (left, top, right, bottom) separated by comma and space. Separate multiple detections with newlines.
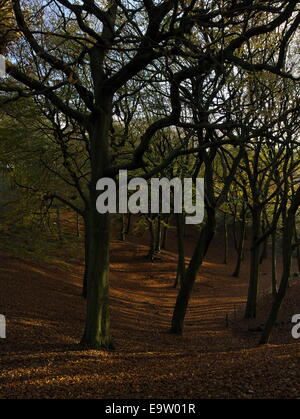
0, 0, 16, 53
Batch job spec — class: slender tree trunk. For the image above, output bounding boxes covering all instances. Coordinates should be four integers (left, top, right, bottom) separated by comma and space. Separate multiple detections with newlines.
294, 220, 300, 274
260, 188, 300, 344
259, 218, 268, 264
232, 216, 238, 252
245, 208, 261, 319
259, 238, 268, 264
126, 213, 132, 235
56, 206, 62, 242
120, 214, 127, 241
147, 218, 156, 261
223, 212, 228, 264
271, 230, 277, 298
173, 213, 185, 289
76, 212, 81, 237
232, 216, 246, 277
170, 131, 242, 333
161, 215, 169, 250
171, 206, 216, 333
82, 217, 89, 299
155, 216, 162, 253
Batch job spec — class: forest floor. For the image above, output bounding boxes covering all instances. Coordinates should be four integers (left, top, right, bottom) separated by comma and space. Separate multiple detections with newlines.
0, 218, 300, 399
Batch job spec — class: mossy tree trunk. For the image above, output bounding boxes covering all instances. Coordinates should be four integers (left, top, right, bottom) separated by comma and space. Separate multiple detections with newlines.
81, 95, 114, 349
82, 210, 112, 349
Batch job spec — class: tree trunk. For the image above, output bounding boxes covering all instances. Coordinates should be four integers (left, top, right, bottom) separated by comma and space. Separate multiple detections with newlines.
244, 208, 261, 319
56, 206, 62, 242
171, 206, 216, 333
232, 216, 246, 277
155, 216, 162, 254
232, 216, 238, 252
147, 218, 156, 261
260, 187, 300, 344
81, 97, 113, 349
82, 217, 89, 299
120, 214, 127, 241
294, 220, 300, 274
271, 230, 277, 298
259, 218, 268, 264
126, 213, 132, 235
173, 213, 186, 289
76, 212, 81, 237
223, 212, 228, 264
161, 215, 169, 250
81, 210, 112, 349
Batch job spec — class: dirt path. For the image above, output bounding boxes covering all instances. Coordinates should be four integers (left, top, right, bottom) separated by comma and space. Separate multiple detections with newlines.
0, 235, 299, 399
